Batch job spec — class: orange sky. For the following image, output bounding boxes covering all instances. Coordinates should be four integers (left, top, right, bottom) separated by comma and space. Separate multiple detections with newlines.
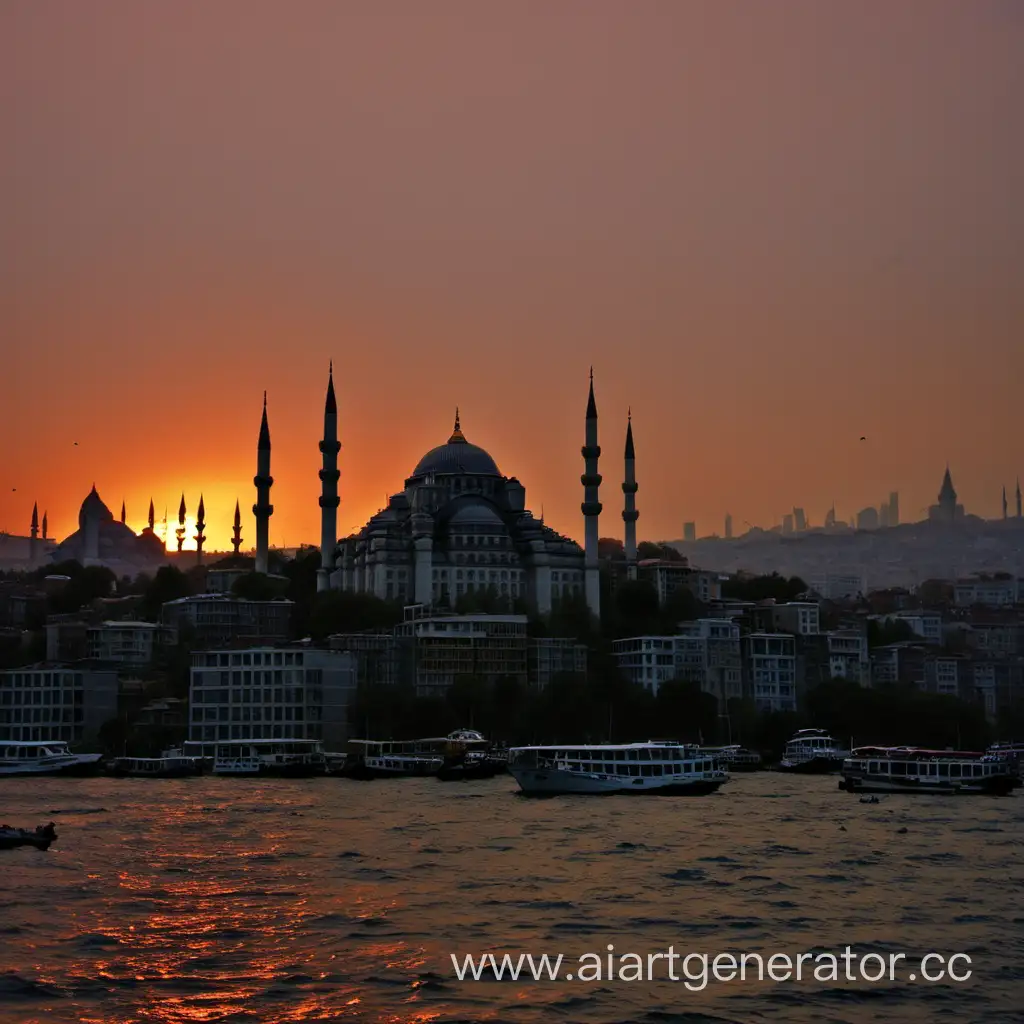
2, 2, 1023, 552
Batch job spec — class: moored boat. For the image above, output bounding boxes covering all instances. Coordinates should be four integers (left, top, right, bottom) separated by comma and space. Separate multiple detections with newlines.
0, 740, 103, 777
840, 746, 1017, 796
0, 822, 57, 851
437, 729, 507, 781
699, 744, 762, 771
339, 737, 448, 779
185, 740, 327, 776
987, 742, 1024, 788
508, 741, 728, 796
778, 729, 849, 774
107, 755, 204, 778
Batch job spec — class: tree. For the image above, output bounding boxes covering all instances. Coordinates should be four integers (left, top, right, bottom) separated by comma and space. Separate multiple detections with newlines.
722, 572, 807, 603
308, 590, 403, 641
866, 617, 917, 648
141, 565, 193, 620
231, 572, 282, 601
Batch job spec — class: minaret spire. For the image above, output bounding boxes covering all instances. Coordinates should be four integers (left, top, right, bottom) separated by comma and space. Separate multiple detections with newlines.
148, 498, 155, 532
449, 406, 466, 443
1003, 486, 1008, 520
622, 410, 638, 580
195, 494, 206, 565
232, 499, 242, 555
42, 510, 48, 540
120, 499, 126, 525
176, 493, 187, 552
29, 502, 39, 566
318, 363, 341, 591
1018, 478, 1022, 519
581, 368, 602, 618
254, 392, 274, 573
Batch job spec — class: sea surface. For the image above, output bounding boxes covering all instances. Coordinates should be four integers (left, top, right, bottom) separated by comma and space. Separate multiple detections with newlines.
0, 772, 1021, 1024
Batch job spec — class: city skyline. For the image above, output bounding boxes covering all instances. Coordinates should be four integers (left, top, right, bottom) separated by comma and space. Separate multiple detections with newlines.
3, 2, 1023, 551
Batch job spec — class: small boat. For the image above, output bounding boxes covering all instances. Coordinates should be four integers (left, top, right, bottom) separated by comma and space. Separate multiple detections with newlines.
0, 822, 58, 851
508, 741, 728, 796
699, 744, 762, 771
778, 729, 849, 774
987, 742, 1024, 788
184, 740, 327, 777
107, 755, 204, 778
0, 740, 103, 777
339, 738, 448, 779
437, 729, 507, 781
840, 746, 1017, 796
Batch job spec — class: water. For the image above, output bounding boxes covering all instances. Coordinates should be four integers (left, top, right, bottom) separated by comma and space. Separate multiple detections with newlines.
1, 773, 1021, 1023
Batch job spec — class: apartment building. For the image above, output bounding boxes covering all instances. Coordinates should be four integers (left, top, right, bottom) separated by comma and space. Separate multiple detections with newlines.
0, 664, 118, 744
745, 633, 797, 712
161, 594, 293, 646
86, 621, 176, 666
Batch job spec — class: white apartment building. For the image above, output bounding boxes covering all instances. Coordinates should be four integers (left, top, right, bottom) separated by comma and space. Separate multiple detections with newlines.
953, 577, 1024, 608
809, 573, 864, 600
826, 629, 871, 685
771, 602, 820, 636
872, 611, 943, 645
636, 560, 722, 605
86, 621, 176, 666
187, 646, 357, 754
745, 633, 797, 712
611, 636, 679, 696
0, 665, 118, 744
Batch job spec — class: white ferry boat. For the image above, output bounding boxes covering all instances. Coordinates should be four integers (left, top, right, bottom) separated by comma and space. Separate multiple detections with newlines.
0, 740, 103, 777
987, 742, 1024, 787
699, 744, 762, 771
107, 755, 204, 778
840, 746, 1017, 796
778, 729, 849, 773
185, 739, 327, 776
341, 738, 445, 779
508, 741, 729, 796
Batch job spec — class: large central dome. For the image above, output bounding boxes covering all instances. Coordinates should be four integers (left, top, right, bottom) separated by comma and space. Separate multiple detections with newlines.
411, 410, 501, 478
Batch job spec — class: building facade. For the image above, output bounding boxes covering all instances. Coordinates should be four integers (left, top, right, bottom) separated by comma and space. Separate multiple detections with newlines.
0, 665, 118, 744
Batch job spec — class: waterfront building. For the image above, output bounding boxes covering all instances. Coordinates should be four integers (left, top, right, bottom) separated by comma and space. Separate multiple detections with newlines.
85, 621, 176, 667
0, 664, 118, 744
636, 558, 721, 605
745, 633, 797, 712
160, 593, 293, 646
187, 646, 358, 754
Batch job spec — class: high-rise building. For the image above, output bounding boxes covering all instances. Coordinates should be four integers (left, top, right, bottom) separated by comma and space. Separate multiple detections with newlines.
793, 508, 806, 532
724, 513, 733, 540
683, 522, 696, 542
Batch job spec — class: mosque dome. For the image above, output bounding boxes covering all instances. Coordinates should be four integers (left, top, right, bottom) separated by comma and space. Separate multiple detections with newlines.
411, 410, 501, 478
448, 501, 506, 527
78, 485, 114, 529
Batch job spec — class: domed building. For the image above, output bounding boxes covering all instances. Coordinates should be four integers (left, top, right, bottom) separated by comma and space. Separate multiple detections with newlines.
49, 486, 167, 574
330, 412, 585, 613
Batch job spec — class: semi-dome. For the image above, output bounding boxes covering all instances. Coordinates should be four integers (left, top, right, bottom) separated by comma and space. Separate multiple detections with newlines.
411, 409, 501, 478
79, 485, 114, 529
448, 501, 505, 527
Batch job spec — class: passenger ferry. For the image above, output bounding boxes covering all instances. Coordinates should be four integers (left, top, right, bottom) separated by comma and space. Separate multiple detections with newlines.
107, 755, 204, 778
699, 744, 762, 771
840, 746, 1017, 796
508, 741, 729, 796
184, 739, 327, 776
0, 740, 103, 776
437, 729, 507, 780
779, 729, 849, 773
340, 738, 445, 779
987, 742, 1024, 787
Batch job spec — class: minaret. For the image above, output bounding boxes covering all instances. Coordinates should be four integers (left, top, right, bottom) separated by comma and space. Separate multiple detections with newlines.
1018, 479, 1022, 519
176, 493, 187, 552
42, 510, 48, 540
318, 361, 341, 592
147, 499, 155, 533
1003, 486, 1009, 520
120, 499, 126, 525
195, 494, 206, 565
621, 409, 638, 580
30, 502, 39, 565
253, 391, 273, 574
232, 499, 242, 555
581, 368, 602, 618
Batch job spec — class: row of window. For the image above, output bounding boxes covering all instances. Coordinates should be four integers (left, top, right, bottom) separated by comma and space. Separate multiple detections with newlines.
1, 691, 84, 705
190, 724, 321, 741
194, 651, 309, 668
3, 726, 80, 742
0, 708, 84, 723
192, 706, 315, 722
1, 673, 86, 687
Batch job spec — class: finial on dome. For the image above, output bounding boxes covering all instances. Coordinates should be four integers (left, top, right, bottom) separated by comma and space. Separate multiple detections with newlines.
449, 406, 466, 443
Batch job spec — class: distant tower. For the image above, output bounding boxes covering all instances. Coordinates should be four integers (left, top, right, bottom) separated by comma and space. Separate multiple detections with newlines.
232, 499, 242, 555
1018, 479, 1022, 519
195, 494, 206, 565
889, 491, 899, 527
120, 499, 126, 525
683, 522, 696, 542
793, 507, 807, 532
621, 410, 638, 580
318, 361, 341, 592
29, 502, 39, 564
176, 494, 187, 552
724, 513, 733, 540
929, 466, 961, 524
148, 499, 155, 532
253, 391, 273, 574
581, 368, 602, 618
41, 510, 48, 540
1003, 486, 1009, 520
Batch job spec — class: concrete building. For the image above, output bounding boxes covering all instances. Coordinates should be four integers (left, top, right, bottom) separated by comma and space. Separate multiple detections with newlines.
187, 646, 357, 754
86, 621, 176, 667
529, 636, 588, 687
611, 636, 679, 697
683, 522, 696, 542
856, 506, 879, 531
871, 611, 944, 645
636, 559, 721, 605
770, 601, 820, 636
160, 593, 293, 646
953, 576, 1024, 608
809, 572, 864, 600
0, 664, 118, 744
745, 633, 797, 712
825, 629, 871, 685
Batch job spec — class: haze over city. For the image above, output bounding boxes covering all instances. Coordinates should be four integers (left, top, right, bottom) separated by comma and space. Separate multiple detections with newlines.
3, 2, 1022, 551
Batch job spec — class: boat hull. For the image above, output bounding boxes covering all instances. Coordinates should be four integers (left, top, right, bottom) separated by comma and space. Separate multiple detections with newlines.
0, 754, 103, 777
510, 768, 727, 796
778, 756, 845, 774
841, 774, 1016, 796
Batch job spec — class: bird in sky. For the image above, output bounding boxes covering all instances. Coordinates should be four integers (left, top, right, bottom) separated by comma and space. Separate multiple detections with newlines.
860, 436, 866, 441
73, 441, 79, 446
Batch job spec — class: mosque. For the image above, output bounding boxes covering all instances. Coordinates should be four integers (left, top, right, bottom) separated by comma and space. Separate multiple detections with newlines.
249, 365, 640, 618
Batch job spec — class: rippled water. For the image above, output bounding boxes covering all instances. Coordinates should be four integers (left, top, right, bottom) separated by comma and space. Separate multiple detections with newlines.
1, 773, 1021, 1023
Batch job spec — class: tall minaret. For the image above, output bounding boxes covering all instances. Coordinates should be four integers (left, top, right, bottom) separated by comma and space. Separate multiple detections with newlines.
176, 494, 187, 552
41, 509, 48, 541
148, 499, 155, 533
253, 391, 273, 574
1018, 479, 1022, 519
120, 499, 126, 525
232, 499, 242, 555
622, 409, 638, 580
318, 361, 341, 592
581, 368, 602, 618
1003, 486, 1009, 520
195, 494, 206, 565
30, 502, 39, 565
